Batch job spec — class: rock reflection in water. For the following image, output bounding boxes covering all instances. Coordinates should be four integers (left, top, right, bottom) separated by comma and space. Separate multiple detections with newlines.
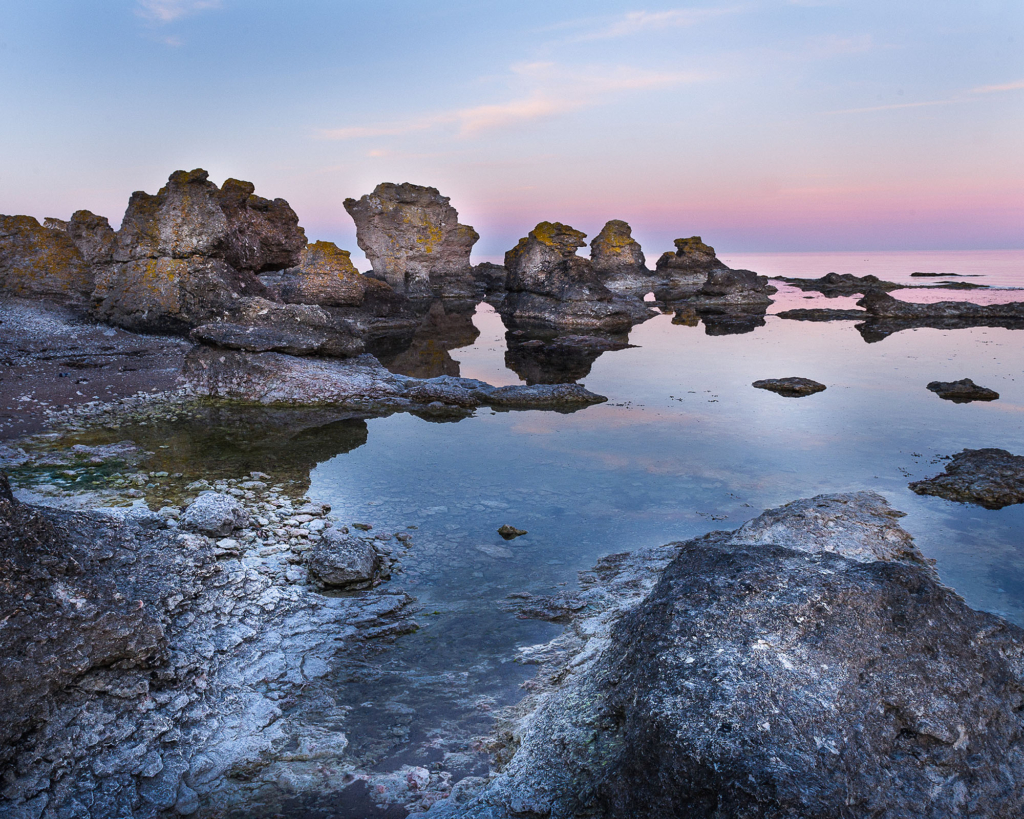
376, 299, 481, 379
504, 328, 632, 385
671, 304, 769, 336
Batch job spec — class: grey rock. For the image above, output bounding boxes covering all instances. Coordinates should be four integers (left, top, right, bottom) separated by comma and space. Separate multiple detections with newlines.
67, 209, 116, 265
430, 492, 1024, 819
678, 267, 776, 310
92, 169, 304, 333
501, 222, 652, 332
470, 262, 507, 295
344, 183, 479, 298
306, 528, 381, 589
859, 290, 1024, 320
910, 448, 1024, 509
752, 376, 826, 397
776, 272, 901, 295
776, 307, 868, 321
652, 236, 722, 301
275, 240, 406, 313
727, 491, 924, 563
926, 378, 999, 403
180, 492, 250, 536
589, 220, 651, 295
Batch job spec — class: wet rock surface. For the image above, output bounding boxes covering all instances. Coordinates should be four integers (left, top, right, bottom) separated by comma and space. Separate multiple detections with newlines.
910, 448, 1024, 509
344, 183, 479, 299
181, 347, 607, 412
927, 378, 1000, 403
180, 491, 250, 537
652, 236, 723, 301
0, 470, 423, 819
429, 493, 1024, 819
776, 307, 868, 321
307, 528, 385, 589
859, 290, 1024, 320
752, 376, 826, 397
776, 272, 902, 295
678, 267, 776, 309
500, 222, 652, 332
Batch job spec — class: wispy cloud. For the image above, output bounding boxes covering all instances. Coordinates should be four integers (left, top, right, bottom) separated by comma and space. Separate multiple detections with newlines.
972, 79, 1024, 94
570, 7, 740, 41
318, 62, 705, 140
136, 0, 221, 24
830, 77, 1024, 115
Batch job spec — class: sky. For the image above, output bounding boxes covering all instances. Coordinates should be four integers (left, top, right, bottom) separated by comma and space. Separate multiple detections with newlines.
0, 0, 1022, 263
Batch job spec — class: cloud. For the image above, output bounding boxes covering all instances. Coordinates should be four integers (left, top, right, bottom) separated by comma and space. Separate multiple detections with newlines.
972, 79, 1024, 94
571, 7, 739, 41
318, 62, 704, 140
830, 78, 1024, 115
136, 0, 221, 24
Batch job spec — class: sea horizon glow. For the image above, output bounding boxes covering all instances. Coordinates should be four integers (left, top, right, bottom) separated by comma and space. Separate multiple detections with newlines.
1, 1, 1021, 264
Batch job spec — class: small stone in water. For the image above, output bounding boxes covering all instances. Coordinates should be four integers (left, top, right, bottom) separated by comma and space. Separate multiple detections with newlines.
352, 522, 373, 531
498, 525, 528, 540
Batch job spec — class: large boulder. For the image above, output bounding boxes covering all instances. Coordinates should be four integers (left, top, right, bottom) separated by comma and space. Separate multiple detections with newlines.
653, 235, 724, 300
501, 222, 652, 332
681, 266, 775, 308
344, 183, 479, 299
180, 491, 250, 537
92, 169, 305, 333
589, 220, 650, 295
306, 528, 382, 589
430, 492, 1024, 818
0, 214, 93, 304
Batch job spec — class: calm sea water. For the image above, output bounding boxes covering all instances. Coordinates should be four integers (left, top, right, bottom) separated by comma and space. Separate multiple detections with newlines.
298, 249, 1024, 777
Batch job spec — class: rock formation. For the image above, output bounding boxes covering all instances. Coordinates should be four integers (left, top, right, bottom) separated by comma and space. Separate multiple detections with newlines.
344, 183, 479, 299
181, 347, 608, 412
66, 210, 117, 265
500, 221, 652, 332
273, 240, 402, 311
653, 236, 724, 301
776, 272, 902, 295
926, 378, 999, 403
589, 220, 650, 295
427, 492, 1024, 819
910, 448, 1024, 508
752, 376, 826, 397
0, 215, 93, 304
859, 290, 1024, 320
92, 169, 305, 333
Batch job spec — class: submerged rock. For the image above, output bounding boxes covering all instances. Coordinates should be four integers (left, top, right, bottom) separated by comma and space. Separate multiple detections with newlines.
910, 448, 1024, 509
859, 290, 1024, 320
180, 491, 251, 536
927, 378, 999, 403
589, 220, 650, 295
307, 529, 382, 589
0, 214, 93, 304
776, 272, 901, 295
429, 492, 1024, 819
344, 183, 479, 299
752, 376, 826, 397
776, 307, 868, 321
92, 169, 304, 333
501, 222, 652, 332
497, 525, 527, 540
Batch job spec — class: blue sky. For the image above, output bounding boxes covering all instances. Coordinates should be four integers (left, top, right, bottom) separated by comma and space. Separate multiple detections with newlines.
1, 0, 1021, 260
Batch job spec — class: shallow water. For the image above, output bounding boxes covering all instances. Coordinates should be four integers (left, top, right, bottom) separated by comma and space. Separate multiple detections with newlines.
13, 250, 1024, 811
286, 251, 1024, 784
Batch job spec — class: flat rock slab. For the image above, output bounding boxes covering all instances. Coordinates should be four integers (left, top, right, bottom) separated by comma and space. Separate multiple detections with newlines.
752, 376, 826, 397
910, 448, 1024, 509
927, 378, 999, 403
776, 308, 868, 322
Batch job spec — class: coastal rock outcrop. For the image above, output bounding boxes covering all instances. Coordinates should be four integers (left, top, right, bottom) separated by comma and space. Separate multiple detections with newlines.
859, 291, 1024, 320
752, 376, 826, 397
92, 169, 305, 333
344, 183, 480, 299
653, 236, 724, 301
776, 272, 901, 295
307, 529, 383, 589
181, 347, 607, 412
66, 210, 117, 265
910, 448, 1024, 509
680, 267, 776, 308
0, 215, 94, 304
927, 378, 999, 403
589, 220, 650, 295
273, 240, 404, 311
428, 492, 1024, 819
501, 222, 652, 332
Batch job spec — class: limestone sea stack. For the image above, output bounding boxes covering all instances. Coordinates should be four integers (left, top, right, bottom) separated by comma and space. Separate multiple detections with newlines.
589, 219, 650, 295
91, 169, 306, 333
0, 215, 94, 304
344, 183, 480, 299
500, 221, 653, 332
654, 235, 725, 301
